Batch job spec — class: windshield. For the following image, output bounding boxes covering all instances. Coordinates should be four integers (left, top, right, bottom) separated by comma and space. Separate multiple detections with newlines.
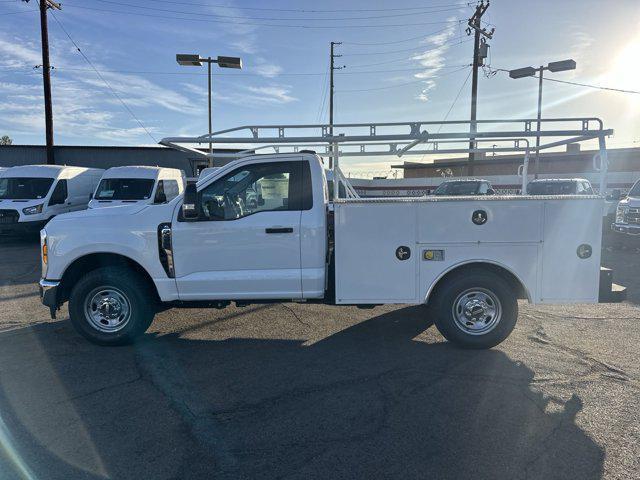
0, 177, 55, 200
434, 181, 483, 196
527, 181, 575, 195
629, 180, 640, 197
94, 178, 155, 200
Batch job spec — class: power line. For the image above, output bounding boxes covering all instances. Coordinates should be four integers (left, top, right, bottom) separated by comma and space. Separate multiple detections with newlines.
420, 68, 472, 161
0, 7, 36, 14
100, 0, 474, 13
492, 67, 640, 95
336, 65, 470, 92
347, 40, 471, 68
341, 25, 465, 46
341, 35, 467, 56
316, 62, 330, 122
1, 64, 470, 77
61, 4, 464, 29
48, 9, 157, 142
72, 0, 468, 21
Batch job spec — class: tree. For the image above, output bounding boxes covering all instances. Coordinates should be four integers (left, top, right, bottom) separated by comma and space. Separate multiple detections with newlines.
0, 135, 12, 146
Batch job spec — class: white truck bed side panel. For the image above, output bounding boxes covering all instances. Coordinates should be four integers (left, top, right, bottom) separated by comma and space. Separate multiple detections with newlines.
416, 201, 542, 244
539, 199, 602, 303
334, 203, 418, 303
334, 197, 602, 305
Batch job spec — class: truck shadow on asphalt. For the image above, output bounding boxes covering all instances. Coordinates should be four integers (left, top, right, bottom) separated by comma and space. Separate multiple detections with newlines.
0, 306, 604, 480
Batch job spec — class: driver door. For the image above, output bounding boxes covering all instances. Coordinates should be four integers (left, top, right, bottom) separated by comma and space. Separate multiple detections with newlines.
171, 160, 308, 300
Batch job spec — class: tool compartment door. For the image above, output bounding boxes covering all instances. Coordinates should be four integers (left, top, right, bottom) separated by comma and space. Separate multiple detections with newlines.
334, 202, 417, 304
539, 198, 603, 303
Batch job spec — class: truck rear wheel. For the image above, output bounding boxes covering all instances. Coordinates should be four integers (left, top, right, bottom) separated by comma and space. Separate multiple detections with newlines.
68, 266, 155, 346
430, 269, 518, 349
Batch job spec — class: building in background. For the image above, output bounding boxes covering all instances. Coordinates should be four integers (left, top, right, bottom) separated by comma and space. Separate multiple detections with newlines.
351, 144, 640, 197
0, 145, 246, 178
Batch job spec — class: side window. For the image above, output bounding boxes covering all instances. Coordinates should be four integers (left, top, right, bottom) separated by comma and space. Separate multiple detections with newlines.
154, 180, 166, 204
198, 161, 311, 221
48, 180, 67, 205
478, 182, 489, 194
163, 180, 180, 201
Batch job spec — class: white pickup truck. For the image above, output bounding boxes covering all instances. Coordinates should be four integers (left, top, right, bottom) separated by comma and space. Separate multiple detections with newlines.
39, 152, 625, 348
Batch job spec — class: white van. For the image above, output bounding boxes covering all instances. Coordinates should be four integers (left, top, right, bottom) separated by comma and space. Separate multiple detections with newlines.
89, 166, 185, 209
0, 165, 103, 235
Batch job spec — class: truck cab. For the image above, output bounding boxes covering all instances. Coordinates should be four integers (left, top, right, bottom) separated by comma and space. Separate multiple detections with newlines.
0, 165, 103, 235
611, 178, 640, 236
89, 166, 185, 209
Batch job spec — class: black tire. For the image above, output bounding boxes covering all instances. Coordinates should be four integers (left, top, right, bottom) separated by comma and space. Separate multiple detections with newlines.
430, 269, 518, 349
68, 266, 156, 346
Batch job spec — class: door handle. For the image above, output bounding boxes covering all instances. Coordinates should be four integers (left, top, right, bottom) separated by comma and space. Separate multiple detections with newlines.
265, 227, 293, 234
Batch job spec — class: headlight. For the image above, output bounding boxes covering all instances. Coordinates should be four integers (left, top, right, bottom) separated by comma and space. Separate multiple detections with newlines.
616, 205, 627, 223
22, 204, 44, 215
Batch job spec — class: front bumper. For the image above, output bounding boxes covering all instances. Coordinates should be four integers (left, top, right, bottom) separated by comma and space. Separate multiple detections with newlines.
0, 219, 48, 236
39, 279, 60, 319
611, 223, 640, 235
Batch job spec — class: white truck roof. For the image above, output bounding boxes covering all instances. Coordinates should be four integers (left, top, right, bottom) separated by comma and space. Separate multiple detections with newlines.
100, 166, 184, 180
1, 164, 103, 179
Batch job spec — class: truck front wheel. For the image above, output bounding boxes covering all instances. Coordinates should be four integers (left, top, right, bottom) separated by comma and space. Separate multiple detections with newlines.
430, 270, 518, 349
68, 266, 155, 346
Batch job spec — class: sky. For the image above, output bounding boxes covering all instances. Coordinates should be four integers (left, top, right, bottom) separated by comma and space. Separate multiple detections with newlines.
0, 0, 639, 176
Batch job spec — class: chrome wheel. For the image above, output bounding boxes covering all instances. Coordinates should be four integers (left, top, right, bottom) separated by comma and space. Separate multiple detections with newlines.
84, 286, 131, 333
452, 288, 502, 336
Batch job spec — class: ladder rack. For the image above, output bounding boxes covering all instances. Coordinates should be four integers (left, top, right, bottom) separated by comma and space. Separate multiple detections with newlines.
160, 118, 613, 197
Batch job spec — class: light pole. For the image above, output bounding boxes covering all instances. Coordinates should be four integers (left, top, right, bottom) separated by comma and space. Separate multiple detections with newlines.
509, 59, 576, 178
176, 54, 242, 165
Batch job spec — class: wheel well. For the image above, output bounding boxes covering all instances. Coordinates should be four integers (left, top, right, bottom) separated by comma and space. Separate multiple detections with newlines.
58, 253, 160, 304
426, 262, 529, 304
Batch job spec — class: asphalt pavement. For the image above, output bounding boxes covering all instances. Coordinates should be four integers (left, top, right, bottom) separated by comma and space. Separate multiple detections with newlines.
0, 236, 638, 479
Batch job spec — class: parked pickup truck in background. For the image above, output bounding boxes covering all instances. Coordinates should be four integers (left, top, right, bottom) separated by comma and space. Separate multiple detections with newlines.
527, 178, 594, 195
433, 178, 495, 196
39, 153, 625, 349
0, 165, 103, 236
612, 178, 640, 237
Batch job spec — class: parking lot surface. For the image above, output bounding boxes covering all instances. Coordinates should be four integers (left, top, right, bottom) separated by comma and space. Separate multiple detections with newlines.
0, 237, 638, 479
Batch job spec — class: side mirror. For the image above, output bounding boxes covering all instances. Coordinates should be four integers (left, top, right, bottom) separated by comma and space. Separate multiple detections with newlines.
181, 183, 199, 220
487, 188, 496, 195
258, 195, 265, 206
155, 192, 167, 204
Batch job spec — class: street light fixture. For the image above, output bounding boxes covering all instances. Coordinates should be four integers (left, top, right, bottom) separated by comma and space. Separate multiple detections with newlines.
509, 58, 576, 178
176, 53, 242, 163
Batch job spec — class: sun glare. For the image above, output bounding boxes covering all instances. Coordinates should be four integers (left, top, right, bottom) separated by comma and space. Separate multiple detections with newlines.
609, 37, 640, 91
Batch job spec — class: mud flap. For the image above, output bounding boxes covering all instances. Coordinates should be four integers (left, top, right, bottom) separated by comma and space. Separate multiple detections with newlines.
599, 267, 627, 303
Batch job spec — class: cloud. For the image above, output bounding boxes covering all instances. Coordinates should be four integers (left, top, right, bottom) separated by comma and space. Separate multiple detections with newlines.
181, 81, 297, 107
0, 34, 204, 143
244, 86, 296, 104
411, 18, 458, 102
0, 38, 42, 67
252, 62, 283, 78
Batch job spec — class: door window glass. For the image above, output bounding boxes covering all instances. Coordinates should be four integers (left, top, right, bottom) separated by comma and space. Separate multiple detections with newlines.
199, 161, 311, 220
164, 180, 180, 201
48, 179, 67, 205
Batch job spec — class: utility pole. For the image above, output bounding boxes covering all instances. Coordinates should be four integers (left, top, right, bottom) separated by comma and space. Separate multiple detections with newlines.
27, 0, 61, 165
329, 41, 343, 170
466, 1, 494, 176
